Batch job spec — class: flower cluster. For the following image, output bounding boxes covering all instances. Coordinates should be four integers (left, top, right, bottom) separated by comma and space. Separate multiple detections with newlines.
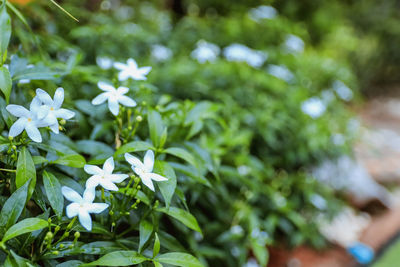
62, 151, 168, 230
6, 88, 75, 142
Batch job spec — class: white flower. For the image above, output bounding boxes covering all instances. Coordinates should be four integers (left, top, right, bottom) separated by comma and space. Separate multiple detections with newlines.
6, 98, 45, 142
96, 57, 114, 70
284, 34, 305, 54
301, 97, 326, 118
249, 5, 277, 21
191, 40, 220, 63
267, 64, 294, 82
91, 81, 137, 116
124, 150, 168, 191
62, 186, 108, 231
84, 157, 129, 191
35, 87, 75, 134
333, 80, 353, 101
151, 45, 172, 62
113, 58, 152, 81
223, 44, 267, 68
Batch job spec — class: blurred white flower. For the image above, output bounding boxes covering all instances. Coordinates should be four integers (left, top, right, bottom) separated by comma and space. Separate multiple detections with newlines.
124, 150, 168, 191
84, 157, 129, 191
230, 225, 244, 235
243, 258, 260, 267
248, 5, 277, 21
321, 89, 336, 104
151, 44, 172, 62
301, 97, 326, 118
62, 186, 109, 231
223, 43, 267, 68
310, 194, 327, 210
191, 40, 220, 63
96, 57, 114, 70
6, 100, 44, 142
284, 34, 305, 54
333, 80, 353, 101
92, 81, 137, 116
267, 64, 294, 82
35, 87, 75, 134
114, 58, 151, 81
331, 133, 345, 146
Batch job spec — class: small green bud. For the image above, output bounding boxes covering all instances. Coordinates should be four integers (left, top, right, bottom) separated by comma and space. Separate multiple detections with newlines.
64, 232, 70, 237
52, 251, 59, 255
58, 126, 63, 131
59, 119, 66, 125
8, 136, 13, 141
134, 177, 140, 184
137, 185, 141, 190
11, 145, 16, 150
45, 232, 53, 240
141, 101, 147, 106
109, 211, 114, 216
112, 222, 116, 227
124, 211, 130, 216
48, 218, 52, 223
69, 244, 74, 249
55, 226, 61, 232
110, 194, 114, 200
74, 232, 80, 239
59, 244, 65, 249
128, 126, 132, 130
136, 115, 143, 122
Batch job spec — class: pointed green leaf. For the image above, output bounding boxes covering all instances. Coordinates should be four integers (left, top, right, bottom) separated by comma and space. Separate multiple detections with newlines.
153, 233, 160, 258
16, 147, 36, 200
156, 252, 203, 267
0, 66, 11, 103
154, 161, 176, 208
157, 207, 202, 233
51, 154, 86, 168
0, 2, 11, 60
163, 147, 196, 167
2, 218, 47, 243
139, 220, 153, 253
148, 109, 164, 148
82, 251, 148, 266
115, 141, 154, 156
43, 171, 64, 219
0, 179, 30, 231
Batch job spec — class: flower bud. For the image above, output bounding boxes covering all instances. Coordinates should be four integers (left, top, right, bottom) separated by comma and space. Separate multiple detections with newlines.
74, 232, 80, 239
136, 115, 143, 122
8, 136, 13, 141
124, 211, 130, 216
59, 244, 65, 249
137, 185, 141, 190
48, 218, 52, 224
69, 244, 74, 248
52, 251, 59, 255
128, 126, 132, 130
58, 126, 63, 131
112, 222, 116, 227
134, 177, 140, 184
45, 232, 53, 240
55, 226, 61, 232
141, 101, 147, 106
109, 211, 114, 216
11, 145, 16, 150
59, 119, 66, 125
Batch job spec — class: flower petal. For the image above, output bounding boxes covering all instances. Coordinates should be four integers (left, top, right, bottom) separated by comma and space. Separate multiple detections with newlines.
25, 123, 42, 142
37, 105, 50, 120
9, 118, 26, 137
99, 179, 119, 191
6, 105, 29, 117
117, 86, 129, 95
103, 157, 114, 173
53, 87, 64, 109
109, 174, 129, 183
124, 153, 145, 169
83, 187, 96, 203
30, 97, 43, 114
113, 62, 127, 70
144, 150, 154, 173
66, 203, 80, 218
49, 123, 59, 134
140, 175, 155, 191
54, 108, 75, 120
98, 81, 115, 92
127, 58, 138, 69
146, 173, 168, 181
78, 209, 92, 231
62, 186, 82, 203
86, 203, 109, 214
139, 66, 152, 76
84, 165, 103, 175
36, 88, 53, 105
41, 113, 58, 126
108, 97, 119, 116
92, 93, 109, 105
118, 95, 137, 107
118, 70, 130, 81
86, 175, 101, 189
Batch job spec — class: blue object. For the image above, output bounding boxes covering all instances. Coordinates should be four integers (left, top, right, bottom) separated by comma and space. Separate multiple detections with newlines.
347, 242, 375, 264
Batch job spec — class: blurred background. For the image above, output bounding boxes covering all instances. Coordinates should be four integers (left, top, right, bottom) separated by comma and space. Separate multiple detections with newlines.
7, 0, 400, 266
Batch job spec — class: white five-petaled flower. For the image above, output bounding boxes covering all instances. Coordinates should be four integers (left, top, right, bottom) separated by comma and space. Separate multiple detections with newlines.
62, 186, 109, 231
113, 58, 152, 81
35, 87, 75, 134
84, 157, 129, 191
6, 98, 45, 142
91, 81, 137, 116
124, 150, 168, 191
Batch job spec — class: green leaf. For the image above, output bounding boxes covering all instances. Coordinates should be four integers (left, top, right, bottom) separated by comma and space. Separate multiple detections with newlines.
148, 109, 165, 148
0, 66, 11, 103
82, 251, 148, 266
157, 207, 202, 233
43, 171, 64, 219
139, 220, 153, 253
251, 238, 269, 267
115, 141, 155, 156
16, 147, 36, 200
0, 2, 11, 61
154, 161, 176, 208
164, 147, 196, 167
0, 179, 30, 231
153, 233, 160, 258
32, 155, 48, 165
153, 262, 163, 267
11, 64, 63, 81
51, 154, 86, 168
156, 252, 203, 267
2, 218, 48, 243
